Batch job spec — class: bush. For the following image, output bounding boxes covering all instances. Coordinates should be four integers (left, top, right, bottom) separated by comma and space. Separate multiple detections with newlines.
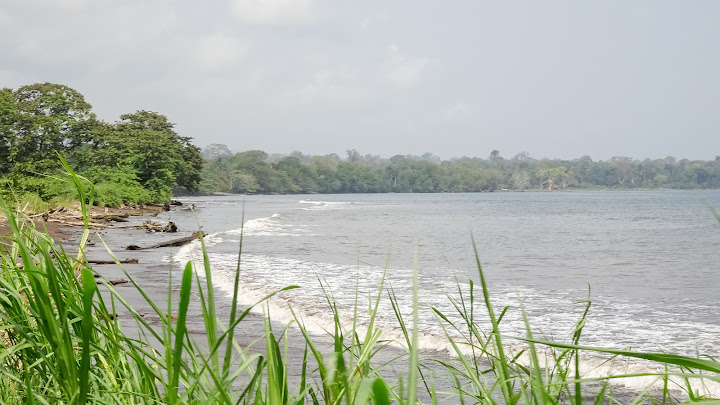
94, 181, 151, 207
0, 174, 78, 204
82, 166, 153, 206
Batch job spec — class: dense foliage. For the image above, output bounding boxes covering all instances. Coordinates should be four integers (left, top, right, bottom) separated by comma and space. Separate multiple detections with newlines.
1, 83, 202, 206
200, 148, 720, 194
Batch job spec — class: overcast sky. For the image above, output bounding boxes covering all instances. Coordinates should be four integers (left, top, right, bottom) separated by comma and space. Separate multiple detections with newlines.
2, 1, 718, 161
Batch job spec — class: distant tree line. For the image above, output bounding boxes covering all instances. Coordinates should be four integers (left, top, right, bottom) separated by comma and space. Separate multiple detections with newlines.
3, 82, 718, 208
1, 83, 203, 206
200, 146, 720, 194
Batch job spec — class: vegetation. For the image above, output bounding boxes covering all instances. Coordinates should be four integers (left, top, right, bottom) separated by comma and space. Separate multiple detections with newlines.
200, 148, 720, 195
0, 171, 718, 404
3, 82, 719, 208
0, 83, 203, 207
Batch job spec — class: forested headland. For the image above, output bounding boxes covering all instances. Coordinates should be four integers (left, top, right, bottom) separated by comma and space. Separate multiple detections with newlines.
1, 83, 202, 209
3, 83, 720, 209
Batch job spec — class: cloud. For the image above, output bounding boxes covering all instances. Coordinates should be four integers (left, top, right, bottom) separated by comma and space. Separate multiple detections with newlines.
229, 0, 315, 24
382, 45, 427, 88
192, 34, 249, 72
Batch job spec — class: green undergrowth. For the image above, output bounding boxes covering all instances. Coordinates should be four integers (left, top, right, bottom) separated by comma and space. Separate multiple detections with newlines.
0, 166, 719, 404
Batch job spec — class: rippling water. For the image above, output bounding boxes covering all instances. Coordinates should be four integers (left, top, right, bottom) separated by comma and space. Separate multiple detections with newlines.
168, 191, 720, 391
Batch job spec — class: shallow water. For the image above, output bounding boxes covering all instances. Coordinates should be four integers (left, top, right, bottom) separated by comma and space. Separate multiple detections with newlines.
164, 190, 720, 394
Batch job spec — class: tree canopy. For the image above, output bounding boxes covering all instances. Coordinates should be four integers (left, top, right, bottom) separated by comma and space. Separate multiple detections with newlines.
199, 147, 720, 195
1, 83, 203, 206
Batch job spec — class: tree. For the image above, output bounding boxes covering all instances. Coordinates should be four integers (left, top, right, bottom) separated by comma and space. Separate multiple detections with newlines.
0, 88, 16, 174
537, 166, 570, 189
86, 111, 203, 199
202, 143, 232, 160
511, 171, 530, 190
9, 83, 95, 172
346, 149, 362, 163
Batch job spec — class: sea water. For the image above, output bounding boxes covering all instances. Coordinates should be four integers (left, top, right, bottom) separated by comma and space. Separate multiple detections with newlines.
168, 191, 720, 394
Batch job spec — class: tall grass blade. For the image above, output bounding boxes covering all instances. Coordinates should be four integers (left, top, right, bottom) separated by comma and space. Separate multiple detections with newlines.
471, 234, 514, 403
225, 206, 246, 379
168, 261, 193, 403
79, 267, 97, 404
406, 255, 419, 405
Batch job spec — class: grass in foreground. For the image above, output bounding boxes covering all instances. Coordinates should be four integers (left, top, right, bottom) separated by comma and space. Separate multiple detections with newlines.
0, 172, 719, 404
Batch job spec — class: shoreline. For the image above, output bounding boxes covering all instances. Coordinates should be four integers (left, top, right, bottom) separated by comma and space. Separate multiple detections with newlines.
16, 202, 344, 389
0, 204, 167, 238
2, 197, 715, 401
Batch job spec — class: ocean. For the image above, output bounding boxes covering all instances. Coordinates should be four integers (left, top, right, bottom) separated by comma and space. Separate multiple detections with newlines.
166, 190, 720, 394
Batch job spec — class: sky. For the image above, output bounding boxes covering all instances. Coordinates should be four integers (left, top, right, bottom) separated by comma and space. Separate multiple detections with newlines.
1, 1, 719, 161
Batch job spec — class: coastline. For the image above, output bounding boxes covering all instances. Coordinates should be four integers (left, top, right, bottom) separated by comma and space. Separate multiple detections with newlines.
3, 195, 717, 401
21, 203, 342, 386
1, 202, 340, 389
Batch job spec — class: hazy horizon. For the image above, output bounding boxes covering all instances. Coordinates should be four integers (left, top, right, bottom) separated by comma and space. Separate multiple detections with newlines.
2, 1, 718, 161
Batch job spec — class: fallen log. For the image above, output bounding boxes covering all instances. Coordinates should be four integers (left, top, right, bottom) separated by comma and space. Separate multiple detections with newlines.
87, 258, 139, 265
92, 214, 129, 222
96, 278, 129, 286
126, 231, 200, 250
28, 209, 57, 219
49, 220, 112, 229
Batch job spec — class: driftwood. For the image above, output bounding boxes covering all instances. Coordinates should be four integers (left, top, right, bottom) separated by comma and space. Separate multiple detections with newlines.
87, 258, 139, 265
28, 209, 57, 219
126, 231, 200, 250
96, 278, 129, 286
133, 220, 177, 233
146, 203, 171, 211
53, 221, 112, 229
92, 214, 129, 222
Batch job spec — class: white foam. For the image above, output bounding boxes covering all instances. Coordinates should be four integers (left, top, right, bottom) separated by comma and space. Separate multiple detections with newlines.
225, 213, 308, 237
169, 245, 720, 400
297, 200, 353, 211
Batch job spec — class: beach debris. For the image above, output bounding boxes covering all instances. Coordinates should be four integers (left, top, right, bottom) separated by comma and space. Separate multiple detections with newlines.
87, 258, 139, 265
133, 220, 178, 233
96, 312, 117, 320
95, 278, 129, 286
92, 214, 129, 222
125, 231, 200, 250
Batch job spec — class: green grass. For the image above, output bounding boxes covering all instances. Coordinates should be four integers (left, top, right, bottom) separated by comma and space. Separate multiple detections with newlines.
0, 167, 719, 403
